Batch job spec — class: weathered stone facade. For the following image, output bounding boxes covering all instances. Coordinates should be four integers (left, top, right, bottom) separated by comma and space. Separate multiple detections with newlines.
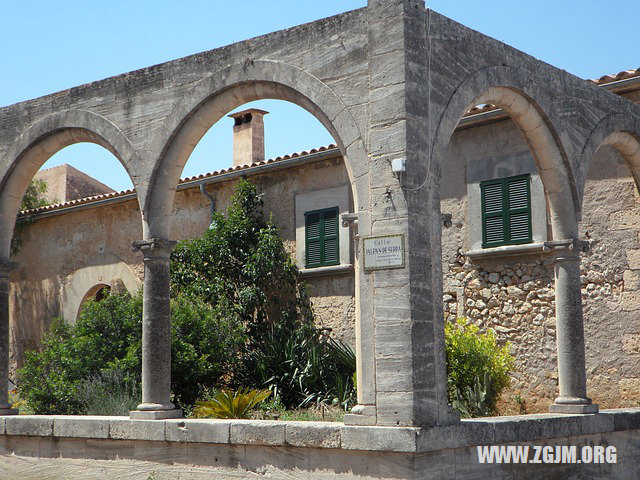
441, 85, 640, 412
3, 0, 640, 477
10, 150, 356, 373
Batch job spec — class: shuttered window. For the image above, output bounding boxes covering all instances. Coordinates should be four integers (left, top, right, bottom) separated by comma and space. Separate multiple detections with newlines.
305, 207, 340, 268
481, 174, 532, 248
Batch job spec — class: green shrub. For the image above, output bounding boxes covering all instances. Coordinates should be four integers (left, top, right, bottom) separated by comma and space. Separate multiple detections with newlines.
445, 318, 514, 417
78, 368, 141, 416
238, 325, 356, 409
170, 294, 244, 407
17, 290, 243, 414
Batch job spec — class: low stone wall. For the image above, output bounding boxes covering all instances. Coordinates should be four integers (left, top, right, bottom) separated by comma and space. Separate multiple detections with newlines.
1, 410, 639, 479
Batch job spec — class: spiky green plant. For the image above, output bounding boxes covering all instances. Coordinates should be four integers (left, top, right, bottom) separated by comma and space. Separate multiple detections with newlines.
192, 388, 272, 419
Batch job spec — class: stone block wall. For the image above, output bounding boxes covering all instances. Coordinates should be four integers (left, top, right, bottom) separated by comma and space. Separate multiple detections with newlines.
441, 112, 640, 413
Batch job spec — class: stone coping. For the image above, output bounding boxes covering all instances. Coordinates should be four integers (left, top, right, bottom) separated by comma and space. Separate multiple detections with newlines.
0, 409, 639, 453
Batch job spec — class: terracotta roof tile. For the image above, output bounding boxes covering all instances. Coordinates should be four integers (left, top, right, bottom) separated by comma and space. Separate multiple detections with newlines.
590, 68, 640, 86
20, 144, 339, 216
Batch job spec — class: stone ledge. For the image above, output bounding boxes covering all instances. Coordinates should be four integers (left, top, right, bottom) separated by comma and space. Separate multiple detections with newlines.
54, 416, 110, 439
5, 416, 54, 437
165, 419, 230, 443
299, 264, 354, 277
229, 420, 286, 446
0, 409, 637, 452
109, 418, 165, 441
285, 421, 341, 448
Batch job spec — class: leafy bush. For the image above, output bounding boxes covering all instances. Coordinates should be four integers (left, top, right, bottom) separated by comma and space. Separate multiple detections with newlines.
17, 290, 243, 414
445, 318, 514, 417
238, 325, 356, 409
173, 179, 355, 409
193, 388, 271, 419
77, 369, 141, 416
170, 294, 244, 407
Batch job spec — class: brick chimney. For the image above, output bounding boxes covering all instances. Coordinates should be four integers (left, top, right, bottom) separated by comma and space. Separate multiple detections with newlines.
228, 108, 268, 168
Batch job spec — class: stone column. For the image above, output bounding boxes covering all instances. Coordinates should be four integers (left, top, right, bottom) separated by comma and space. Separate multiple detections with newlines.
549, 247, 598, 414
130, 238, 182, 419
0, 261, 18, 415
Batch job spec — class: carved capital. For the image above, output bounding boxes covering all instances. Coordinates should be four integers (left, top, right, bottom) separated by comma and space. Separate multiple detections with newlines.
132, 238, 176, 261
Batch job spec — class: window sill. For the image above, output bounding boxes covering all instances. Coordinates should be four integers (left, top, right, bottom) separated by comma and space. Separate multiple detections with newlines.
299, 264, 354, 278
466, 242, 550, 260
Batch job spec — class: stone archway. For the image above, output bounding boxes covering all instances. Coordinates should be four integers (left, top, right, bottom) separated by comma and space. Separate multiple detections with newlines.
134, 60, 374, 417
430, 66, 595, 413
0, 109, 144, 259
62, 258, 141, 324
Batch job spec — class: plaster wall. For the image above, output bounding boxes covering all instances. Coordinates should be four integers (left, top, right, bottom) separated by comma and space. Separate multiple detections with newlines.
9, 155, 355, 375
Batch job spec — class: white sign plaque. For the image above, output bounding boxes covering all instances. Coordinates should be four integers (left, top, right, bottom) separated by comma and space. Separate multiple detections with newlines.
363, 234, 405, 271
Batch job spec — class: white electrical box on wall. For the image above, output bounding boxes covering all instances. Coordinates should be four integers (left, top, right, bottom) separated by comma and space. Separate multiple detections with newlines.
391, 157, 406, 175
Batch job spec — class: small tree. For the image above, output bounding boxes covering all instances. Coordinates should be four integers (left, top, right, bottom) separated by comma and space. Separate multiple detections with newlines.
171, 179, 355, 408
170, 179, 314, 339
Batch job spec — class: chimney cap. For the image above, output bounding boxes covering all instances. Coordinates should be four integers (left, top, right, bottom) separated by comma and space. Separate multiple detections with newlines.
227, 108, 269, 120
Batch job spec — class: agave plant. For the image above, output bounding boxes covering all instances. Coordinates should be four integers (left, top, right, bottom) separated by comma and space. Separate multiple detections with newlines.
192, 388, 271, 419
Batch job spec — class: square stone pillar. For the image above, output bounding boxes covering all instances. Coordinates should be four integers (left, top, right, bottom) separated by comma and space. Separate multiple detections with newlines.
345, 0, 456, 427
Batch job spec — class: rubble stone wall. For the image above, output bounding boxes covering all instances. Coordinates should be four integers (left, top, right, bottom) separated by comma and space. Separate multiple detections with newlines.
441, 116, 640, 413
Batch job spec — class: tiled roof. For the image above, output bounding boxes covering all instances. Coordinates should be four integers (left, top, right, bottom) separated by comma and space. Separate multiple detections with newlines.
20, 144, 339, 216
590, 68, 640, 86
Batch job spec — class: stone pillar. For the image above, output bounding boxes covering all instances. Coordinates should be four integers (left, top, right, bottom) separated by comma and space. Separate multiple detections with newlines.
130, 238, 182, 419
346, 0, 457, 428
549, 248, 598, 414
0, 261, 17, 415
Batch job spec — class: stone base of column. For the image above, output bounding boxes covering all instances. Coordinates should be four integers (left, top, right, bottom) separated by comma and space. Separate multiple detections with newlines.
549, 397, 599, 414
343, 404, 376, 425
130, 409, 183, 420
0, 407, 18, 416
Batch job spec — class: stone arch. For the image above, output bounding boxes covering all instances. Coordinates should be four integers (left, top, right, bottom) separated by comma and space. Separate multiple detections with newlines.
62, 257, 141, 324
430, 66, 579, 239
431, 66, 596, 412
144, 59, 368, 239
145, 59, 373, 405
0, 109, 143, 259
579, 113, 640, 199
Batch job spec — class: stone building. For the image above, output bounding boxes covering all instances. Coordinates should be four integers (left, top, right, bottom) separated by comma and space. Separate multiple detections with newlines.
3, 2, 640, 477
10, 70, 640, 415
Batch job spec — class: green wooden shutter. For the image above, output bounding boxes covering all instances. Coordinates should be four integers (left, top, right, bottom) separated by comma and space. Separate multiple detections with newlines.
506, 176, 532, 244
481, 174, 532, 248
305, 211, 322, 267
305, 207, 340, 267
323, 208, 339, 265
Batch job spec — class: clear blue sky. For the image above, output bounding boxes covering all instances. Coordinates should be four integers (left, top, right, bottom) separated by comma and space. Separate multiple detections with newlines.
2, 1, 638, 192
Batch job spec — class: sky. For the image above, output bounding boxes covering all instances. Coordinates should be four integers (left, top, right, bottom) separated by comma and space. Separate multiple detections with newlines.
2, 0, 639, 192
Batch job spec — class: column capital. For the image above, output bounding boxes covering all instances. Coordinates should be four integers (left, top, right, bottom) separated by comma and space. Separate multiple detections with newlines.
132, 238, 176, 261
547, 238, 589, 263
